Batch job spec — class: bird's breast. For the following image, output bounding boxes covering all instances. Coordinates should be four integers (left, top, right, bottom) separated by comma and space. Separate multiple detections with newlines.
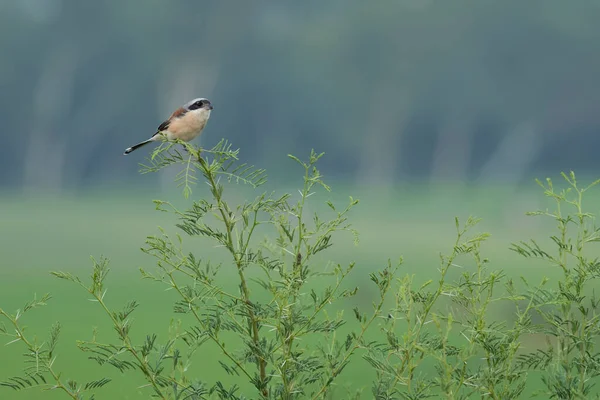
167, 110, 210, 141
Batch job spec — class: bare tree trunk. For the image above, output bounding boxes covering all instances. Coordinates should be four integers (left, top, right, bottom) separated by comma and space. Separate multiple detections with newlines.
430, 115, 472, 183
477, 121, 541, 236
354, 85, 409, 194
477, 121, 539, 185
23, 40, 77, 193
62, 73, 137, 185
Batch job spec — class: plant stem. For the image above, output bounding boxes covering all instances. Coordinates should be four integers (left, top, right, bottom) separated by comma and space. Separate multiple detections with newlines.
88, 289, 168, 399
199, 156, 268, 397
1, 311, 79, 400
166, 272, 255, 382
311, 269, 393, 400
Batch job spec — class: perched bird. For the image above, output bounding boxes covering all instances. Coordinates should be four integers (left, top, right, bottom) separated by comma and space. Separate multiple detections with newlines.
124, 98, 213, 155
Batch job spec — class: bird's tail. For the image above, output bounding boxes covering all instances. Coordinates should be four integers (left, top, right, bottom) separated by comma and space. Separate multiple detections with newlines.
123, 139, 153, 155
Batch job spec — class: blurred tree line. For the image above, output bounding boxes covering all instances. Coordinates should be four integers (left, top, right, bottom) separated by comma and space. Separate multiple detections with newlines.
1, 0, 599, 192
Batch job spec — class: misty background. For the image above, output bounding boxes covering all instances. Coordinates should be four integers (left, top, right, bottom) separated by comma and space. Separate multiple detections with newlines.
2, 0, 599, 194
2, 2, 600, 398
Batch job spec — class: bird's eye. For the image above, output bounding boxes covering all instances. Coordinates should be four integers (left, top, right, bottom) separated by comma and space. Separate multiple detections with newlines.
196, 100, 203, 106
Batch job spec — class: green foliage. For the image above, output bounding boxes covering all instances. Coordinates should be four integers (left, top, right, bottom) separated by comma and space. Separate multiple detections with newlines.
0, 293, 108, 399
511, 172, 600, 399
366, 217, 529, 400
134, 140, 377, 398
3, 143, 600, 399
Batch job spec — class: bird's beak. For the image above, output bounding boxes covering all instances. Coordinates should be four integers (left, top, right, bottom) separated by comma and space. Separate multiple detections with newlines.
206, 104, 214, 110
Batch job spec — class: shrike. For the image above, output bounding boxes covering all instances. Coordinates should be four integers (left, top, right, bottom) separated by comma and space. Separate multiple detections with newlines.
124, 98, 213, 155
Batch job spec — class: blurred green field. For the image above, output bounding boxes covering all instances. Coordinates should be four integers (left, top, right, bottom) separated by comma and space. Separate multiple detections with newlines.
0, 182, 595, 399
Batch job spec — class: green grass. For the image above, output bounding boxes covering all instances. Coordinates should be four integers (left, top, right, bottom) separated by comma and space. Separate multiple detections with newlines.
0, 184, 589, 399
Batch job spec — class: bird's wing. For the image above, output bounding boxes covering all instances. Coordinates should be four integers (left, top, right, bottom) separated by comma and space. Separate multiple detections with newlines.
153, 107, 188, 136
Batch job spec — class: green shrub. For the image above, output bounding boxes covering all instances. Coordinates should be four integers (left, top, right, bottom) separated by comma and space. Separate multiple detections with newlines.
2, 142, 600, 399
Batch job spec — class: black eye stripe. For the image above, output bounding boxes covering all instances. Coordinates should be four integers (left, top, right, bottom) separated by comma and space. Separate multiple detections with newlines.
187, 99, 210, 110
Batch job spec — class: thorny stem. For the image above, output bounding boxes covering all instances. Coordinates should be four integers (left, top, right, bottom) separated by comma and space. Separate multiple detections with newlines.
0, 310, 79, 400
473, 246, 500, 400
389, 223, 466, 394
539, 176, 594, 396
278, 162, 312, 397
145, 232, 244, 304
293, 162, 310, 282
573, 185, 588, 395
166, 271, 255, 382
198, 155, 268, 398
311, 269, 393, 400
553, 193, 573, 389
85, 286, 169, 399
271, 267, 350, 357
